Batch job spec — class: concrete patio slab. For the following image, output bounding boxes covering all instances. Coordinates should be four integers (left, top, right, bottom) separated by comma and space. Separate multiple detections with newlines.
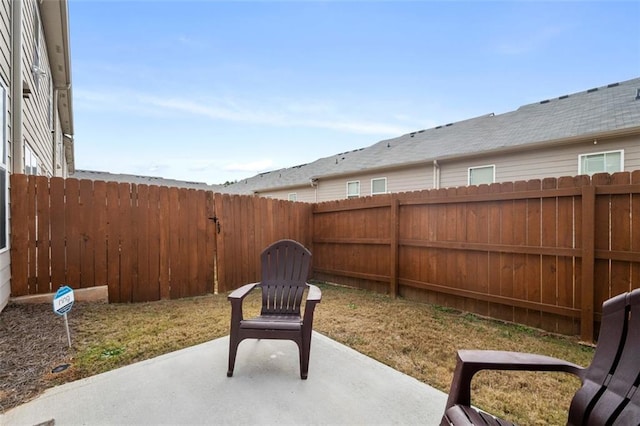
3, 333, 447, 425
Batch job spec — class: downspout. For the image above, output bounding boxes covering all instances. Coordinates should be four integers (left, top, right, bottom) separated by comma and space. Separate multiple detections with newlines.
52, 88, 58, 176
310, 178, 318, 203
11, 0, 24, 174
433, 160, 440, 189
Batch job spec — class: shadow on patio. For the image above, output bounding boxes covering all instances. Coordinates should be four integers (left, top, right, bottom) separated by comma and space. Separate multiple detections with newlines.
2, 332, 447, 425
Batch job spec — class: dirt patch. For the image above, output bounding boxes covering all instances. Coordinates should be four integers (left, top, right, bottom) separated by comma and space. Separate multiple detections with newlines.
0, 303, 74, 412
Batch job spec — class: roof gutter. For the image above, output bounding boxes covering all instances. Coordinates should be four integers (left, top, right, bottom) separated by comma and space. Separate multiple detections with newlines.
39, 0, 74, 171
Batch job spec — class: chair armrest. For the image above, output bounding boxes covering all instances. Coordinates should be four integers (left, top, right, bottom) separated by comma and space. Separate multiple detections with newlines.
228, 282, 259, 301
228, 283, 259, 325
306, 283, 322, 303
445, 350, 585, 410
302, 284, 322, 325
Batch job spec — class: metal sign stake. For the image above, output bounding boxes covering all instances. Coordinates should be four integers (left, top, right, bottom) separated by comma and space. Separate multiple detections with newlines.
63, 312, 72, 348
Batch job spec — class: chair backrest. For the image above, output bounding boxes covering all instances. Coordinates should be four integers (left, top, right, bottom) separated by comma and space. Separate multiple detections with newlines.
259, 239, 312, 316
568, 288, 640, 424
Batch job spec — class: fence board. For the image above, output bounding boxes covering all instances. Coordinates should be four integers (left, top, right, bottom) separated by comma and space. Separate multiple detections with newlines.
593, 173, 612, 308
106, 182, 120, 302
117, 183, 132, 302
93, 180, 108, 287
169, 187, 184, 299
512, 180, 528, 326
187, 190, 200, 296
633, 171, 640, 296
525, 179, 542, 328
35, 176, 50, 293
65, 178, 81, 288
474, 184, 490, 316
158, 186, 170, 299
147, 185, 161, 300
610, 172, 632, 296
204, 191, 216, 292
27, 177, 37, 294
79, 179, 95, 289
134, 185, 150, 302
556, 176, 578, 334
9, 174, 29, 296
50, 177, 66, 289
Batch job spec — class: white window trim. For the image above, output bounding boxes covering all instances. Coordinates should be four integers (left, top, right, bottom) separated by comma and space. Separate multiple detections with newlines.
578, 149, 624, 175
25, 144, 39, 176
468, 164, 495, 185
346, 180, 360, 198
288, 193, 297, 202
371, 177, 387, 195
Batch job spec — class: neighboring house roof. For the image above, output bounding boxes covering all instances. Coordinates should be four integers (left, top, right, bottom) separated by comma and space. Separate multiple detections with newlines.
225, 77, 640, 195
74, 170, 223, 191
40, 0, 75, 172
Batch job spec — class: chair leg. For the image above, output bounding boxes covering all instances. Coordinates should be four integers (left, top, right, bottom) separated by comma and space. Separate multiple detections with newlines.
300, 335, 312, 380
228, 336, 240, 377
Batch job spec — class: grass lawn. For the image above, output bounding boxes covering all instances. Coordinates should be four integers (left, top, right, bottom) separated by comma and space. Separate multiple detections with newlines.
4, 282, 594, 424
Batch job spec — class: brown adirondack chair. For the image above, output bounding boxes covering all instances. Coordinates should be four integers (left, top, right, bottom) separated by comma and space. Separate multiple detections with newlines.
227, 239, 321, 380
441, 288, 640, 425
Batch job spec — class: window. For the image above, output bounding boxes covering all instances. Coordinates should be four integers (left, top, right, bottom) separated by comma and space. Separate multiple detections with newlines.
579, 150, 623, 175
288, 193, 297, 202
468, 165, 495, 185
371, 177, 387, 195
0, 82, 7, 250
25, 145, 39, 176
346, 181, 360, 199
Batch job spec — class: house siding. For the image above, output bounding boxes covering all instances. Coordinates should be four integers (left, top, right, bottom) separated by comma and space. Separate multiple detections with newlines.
0, 0, 11, 311
257, 135, 640, 202
439, 135, 640, 189
260, 187, 317, 203
22, 0, 54, 177
315, 167, 435, 201
0, 0, 74, 312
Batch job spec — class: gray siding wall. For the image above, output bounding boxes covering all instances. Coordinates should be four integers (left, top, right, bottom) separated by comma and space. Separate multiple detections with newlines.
439, 136, 640, 189
258, 134, 640, 203
315, 167, 434, 201
22, 0, 55, 177
0, 0, 11, 311
260, 187, 318, 203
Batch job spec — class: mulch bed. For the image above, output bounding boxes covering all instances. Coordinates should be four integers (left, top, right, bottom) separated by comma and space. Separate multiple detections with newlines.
0, 303, 73, 413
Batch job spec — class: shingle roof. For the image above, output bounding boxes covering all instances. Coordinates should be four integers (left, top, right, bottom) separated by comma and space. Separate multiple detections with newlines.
224, 77, 640, 195
74, 169, 223, 191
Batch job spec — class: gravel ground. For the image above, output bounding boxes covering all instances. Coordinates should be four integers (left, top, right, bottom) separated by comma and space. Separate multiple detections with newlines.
0, 303, 74, 413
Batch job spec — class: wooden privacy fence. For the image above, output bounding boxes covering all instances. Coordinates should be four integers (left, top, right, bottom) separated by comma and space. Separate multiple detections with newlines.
10, 175, 217, 302
9, 171, 640, 340
213, 192, 313, 293
313, 172, 640, 341
10, 175, 313, 302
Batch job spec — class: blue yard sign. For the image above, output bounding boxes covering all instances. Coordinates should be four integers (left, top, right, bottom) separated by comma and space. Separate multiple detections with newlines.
53, 286, 74, 347
53, 286, 74, 315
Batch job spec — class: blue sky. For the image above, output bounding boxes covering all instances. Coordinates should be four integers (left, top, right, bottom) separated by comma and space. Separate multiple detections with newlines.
69, 1, 640, 185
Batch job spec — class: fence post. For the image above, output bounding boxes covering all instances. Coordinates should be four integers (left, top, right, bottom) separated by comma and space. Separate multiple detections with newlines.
390, 197, 399, 298
581, 184, 596, 342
